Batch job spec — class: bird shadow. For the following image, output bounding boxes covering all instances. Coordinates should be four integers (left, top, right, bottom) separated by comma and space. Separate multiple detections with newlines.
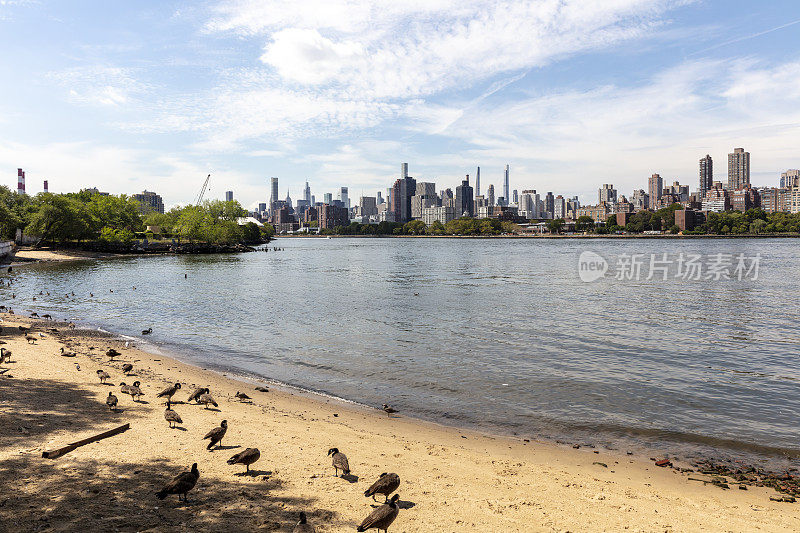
212, 445, 241, 451
340, 473, 359, 483
202, 407, 222, 412
234, 469, 273, 477
170, 426, 188, 432
369, 499, 415, 509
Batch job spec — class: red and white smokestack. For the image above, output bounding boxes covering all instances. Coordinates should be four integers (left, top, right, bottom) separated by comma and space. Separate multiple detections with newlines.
43, 180, 49, 193
17, 168, 25, 195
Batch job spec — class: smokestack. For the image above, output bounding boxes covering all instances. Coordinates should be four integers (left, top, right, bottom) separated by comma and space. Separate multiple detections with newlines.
17, 169, 25, 195
43, 180, 49, 193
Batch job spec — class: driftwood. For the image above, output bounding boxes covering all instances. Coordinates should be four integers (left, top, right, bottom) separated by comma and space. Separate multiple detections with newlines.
42, 423, 130, 459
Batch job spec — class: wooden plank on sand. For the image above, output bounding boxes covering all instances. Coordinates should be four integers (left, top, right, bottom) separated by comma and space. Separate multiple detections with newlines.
42, 423, 130, 459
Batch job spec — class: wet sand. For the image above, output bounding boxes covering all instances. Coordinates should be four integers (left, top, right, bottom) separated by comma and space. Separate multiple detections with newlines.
1, 313, 798, 532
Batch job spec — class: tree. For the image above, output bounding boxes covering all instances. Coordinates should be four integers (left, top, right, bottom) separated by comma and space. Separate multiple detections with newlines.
25, 194, 93, 244
547, 218, 565, 234
404, 220, 427, 235
575, 215, 595, 232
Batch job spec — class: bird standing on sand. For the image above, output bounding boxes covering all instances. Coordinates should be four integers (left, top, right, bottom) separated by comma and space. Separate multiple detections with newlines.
106, 392, 118, 411
293, 511, 316, 533
198, 392, 218, 409
106, 348, 120, 360
157, 382, 182, 404
203, 420, 228, 450
327, 448, 350, 477
121, 363, 133, 374
188, 387, 208, 403
96, 369, 111, 384
235, 391, 251, 402
156, 463, 199, 501
364, 473, 400, 503
382, 404, 397, 417
0, 348, 11, 364
142, 327, 152, 335
120, 381, 144, 401
164, 401, 183, 429
356, 494, 400, 532
227, 448, 260, 473
25, 334, 37, 344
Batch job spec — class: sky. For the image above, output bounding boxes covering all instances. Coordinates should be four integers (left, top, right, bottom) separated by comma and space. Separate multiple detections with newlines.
1, 0, 799, 209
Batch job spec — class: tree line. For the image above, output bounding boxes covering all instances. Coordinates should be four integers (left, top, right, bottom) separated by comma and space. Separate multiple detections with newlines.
318, 218, 522, 236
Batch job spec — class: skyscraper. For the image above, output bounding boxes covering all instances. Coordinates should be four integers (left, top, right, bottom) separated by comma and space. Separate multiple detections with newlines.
401, 162, 408, 179
304, 181, 311, 203
545, 192, 555, 219
270, 177, 279, 210
339, 187, 349, 209
475, 166, 481, 200
377, 191, 383, 205
503, 165, 510, 205
648, 173, 663, 210
599, 184, 617, 205
391, 164, 416, 223
455, 175, 474, 217
17, 168, 25, 195
727, 148, 750, 190
285, 189, 293, 209
323, 192, 333, 204
512, 189, 518, 205
225, 191, 234, 202
43, 180, 48, 193
781, 169, 800, 189
487, 184, 495, 206
699, 155, 713, 198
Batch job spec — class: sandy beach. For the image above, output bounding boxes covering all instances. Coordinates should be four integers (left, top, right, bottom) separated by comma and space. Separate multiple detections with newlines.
1, 314, 798, 532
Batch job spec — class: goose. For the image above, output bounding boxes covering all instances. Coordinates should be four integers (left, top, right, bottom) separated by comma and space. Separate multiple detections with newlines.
364, 473, 400, 503
203, 420, 228, 450
18, 325, 29, 333
120, 381, 144, 401
327, 448, 350, 477
234, 391, 251, 401
42, 314, 52, 320
197, 392, 218, 409
60, 347, 76, 357
106, 392, 118, 411
356, 494, 400, 532
164, 401, 183, 428
106, 348, 120, 359
0, 348, 11, 364
156, 463, 199, 501
30, 312, 38, 318
187, 387, 208, 404
293, 511, 316, 533
142, 328, 152, 335
227, 448, 260, 473
96, 369, 111, 384
157, 383, 182, 403
382, 404, 398, 417
121, 363, 133, 374
25, 335, 37, 344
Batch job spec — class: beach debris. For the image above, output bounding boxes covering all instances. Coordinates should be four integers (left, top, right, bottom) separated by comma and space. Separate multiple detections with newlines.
228, 447, 261, 473
164, 401, 183, 428
293, 511, 316, 533
328, 447, 350, 477
42, 423, 130, 459
106, 392, 118, 411
96, 369, 111, 384
364, 473, 401, 503
357, 493, 400, 532
204, 420, 228, 450
655, 459, 672, 468
382, 404, 398, 417
156, 463, 199, 501
593, 462, 608, 468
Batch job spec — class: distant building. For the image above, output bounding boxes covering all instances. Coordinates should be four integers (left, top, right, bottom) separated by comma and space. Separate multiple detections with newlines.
598, 184, 617, 205
487, 184, 495, 207
318, 204, 349, 230
758, 188, 789, 213
512, 189, 519, 205
631, 189, 649, 211
134, 190, 165, 214
545, 192, 554, 219
664, 181, 690, 203
578, 203, 612, 223
43, 180, 48, 193
727, 148, 750, 190
270, 177, 279, 212
16, 168, 25, 195
303, 181, 311, 204
791, 188, 800, 214
358, 196, 378, 220
648, 173, 663, 210
439, 188, 454, 208
732, 187, 760, 212
225, 191, 234, 202
675, 209, 706, 232
781, 169, 800, 189
503, 164, 510, 204
421, 206, 456, 225
323, 192, 333, 204
699, 155, 713, 198
339, 187, 349, 209
454, 176, 474, 218
702, 185, 730, 212
391, 174, 417, 223
83, 187, 110, 196
411, 182, 437, 219
554, 195, 566, 219
475, 166, 481, 200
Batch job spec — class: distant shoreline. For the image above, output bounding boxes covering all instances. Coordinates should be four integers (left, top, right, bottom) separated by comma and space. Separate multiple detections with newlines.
280, 233, 800, 239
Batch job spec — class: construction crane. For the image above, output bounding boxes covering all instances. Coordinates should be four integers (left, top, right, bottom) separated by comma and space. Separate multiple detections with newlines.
194, 174, 211, 206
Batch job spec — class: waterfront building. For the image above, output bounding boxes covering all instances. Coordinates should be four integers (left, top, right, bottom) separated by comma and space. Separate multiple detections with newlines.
792, 188, 800, 214
702, 184, 730, 212
318, 204, 349, 230
487, 184, 495, 207
134, 190, 164, 214
225, 191, 234, 202
675, 209, 706, 231
518, 190, 534, 218
454, 176, 474, 217
421, 205, 456, 225
304, 206, 318, 224
577, 203, 612, 223
699, 155, 713, 198
727, 148, 750, 190
648, 173, 663, 209
757, 188, 789, 213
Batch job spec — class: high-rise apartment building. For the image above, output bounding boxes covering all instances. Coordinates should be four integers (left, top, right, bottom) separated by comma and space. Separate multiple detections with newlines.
599, 184, 618, 205
339, 187, 349, 209
554, 195, 566, 219
134, 190, 165, 214
699, 155, 713, 198
391, 169, 417, 223
304, 182, 311, 203
323, 192, 333, 204
512, 189, 518, 205
648, 173, 663, 210
454, 176, 474, 218
16, 168, 25, 195
270, 177, 279, 210
475, 166, 481, 200
545, 192, 555, 219
781, 169, 799, 189
727, 148, 750, 190
503, 164, 510, 204
225, 191, 233, 202
487, 184, 495, 207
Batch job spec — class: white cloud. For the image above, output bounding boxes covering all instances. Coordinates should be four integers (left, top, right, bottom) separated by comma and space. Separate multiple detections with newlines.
49, 66, 151, 107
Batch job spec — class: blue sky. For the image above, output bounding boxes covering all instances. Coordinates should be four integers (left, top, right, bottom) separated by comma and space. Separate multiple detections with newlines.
1, 0, 799, 209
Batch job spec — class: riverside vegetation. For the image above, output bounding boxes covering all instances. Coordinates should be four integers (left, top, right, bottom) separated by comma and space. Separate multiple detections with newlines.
0, 186, 273, 247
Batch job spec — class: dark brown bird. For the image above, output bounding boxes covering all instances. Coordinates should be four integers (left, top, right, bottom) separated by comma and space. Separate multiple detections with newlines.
25, 334, 37, 344
120, 381, 144, 401
234, 391, 251, 401
382, 404, 397, 417
356, 494, 400, 532
60, 347, 76, 357
293, 511, 316, 533
106, 392, 118, 410
187, 387, 208, 403
203, 420, 227, 450
0, 348, 10, 364
96, 369, 111, 383
157, 382, 182, 403
142, 327, 152, 335
327, 448, 350, 477
156, 463, 199, 501
121, 363, 133, 374
164, 402, 183, 428
198, 392, 218, 409
227, 448, 260, 473
18, 325, 29, 333
364, 473, 400, 502
106, 348, 120, 359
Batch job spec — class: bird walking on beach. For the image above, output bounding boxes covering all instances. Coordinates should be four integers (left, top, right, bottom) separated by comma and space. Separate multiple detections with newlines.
25, 334, 37, 344
0, 348, 12, 364
60, 347, 76, 357
142, 327, 152, 335
198, 392, 218, 409
164, 401, 183, 429
157, 382, 182, 404
227, 447, 260, 473
235, 391, 251, 402
106, 348, 120, 360
121, 363, 133, 374
203, 420, 228, 450
328, 448, 350, 477
356, 494, 400, 532
120, 381, 144, 402
96, 369, 111, 384
156, 463, 199, 502
293, 511, 316, 533
188, 387, 208, 404
106, 392, 118, 411
364, 473, 400, 503
382, 404, 398, 417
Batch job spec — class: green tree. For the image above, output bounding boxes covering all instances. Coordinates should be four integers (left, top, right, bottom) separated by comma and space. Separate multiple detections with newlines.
575, 215, 595, 232
547, 218, 565, 234
25, 194, 93, 244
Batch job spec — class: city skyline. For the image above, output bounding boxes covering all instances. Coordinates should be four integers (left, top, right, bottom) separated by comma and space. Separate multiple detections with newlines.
2, 1, 800, 208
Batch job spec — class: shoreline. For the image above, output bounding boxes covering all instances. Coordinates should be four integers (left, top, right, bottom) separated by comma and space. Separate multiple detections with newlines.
281, 233, 800, 239
2, 313, 799, 531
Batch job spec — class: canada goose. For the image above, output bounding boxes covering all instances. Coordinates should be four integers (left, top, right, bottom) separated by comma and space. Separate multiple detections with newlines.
60, 347, 76, 357
382, 404, 398, 417
96, 369, 111, 383
198, 392, 218, 409
121, 363, 133, 374
164, 401, 183, 428
327, 448, 350, 477
120, 381, 144, 401
187, 387, 208, 403
156, 463, 199, 501
18, 325, 29, 333
30, 312, 38, 318
106, 348, 120, 359
106, 392, 118, 410
234, 391, 251, 401
0, 348, 11, 364
356, 494, 400, 532
157, 383, 182, 403
293, 511, 316, 533
364, 473, 400, 502
203, 420, 228, 450
227, 448, 260, 473
142, 328, 152, 335
42, 314, 52, 320
25, 335, 37, 344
